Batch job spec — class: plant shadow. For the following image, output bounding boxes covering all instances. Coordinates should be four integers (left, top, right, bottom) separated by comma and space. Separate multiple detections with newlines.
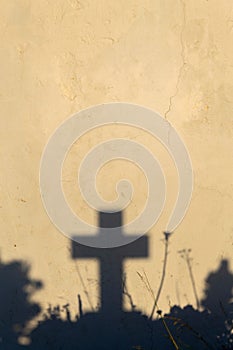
0, 212, 232, 349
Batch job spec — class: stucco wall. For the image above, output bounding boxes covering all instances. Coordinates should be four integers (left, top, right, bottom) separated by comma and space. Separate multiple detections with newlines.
0, 0, 232, 321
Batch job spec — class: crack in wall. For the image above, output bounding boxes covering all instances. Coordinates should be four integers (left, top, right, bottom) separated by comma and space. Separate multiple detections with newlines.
164, 0, 187, 120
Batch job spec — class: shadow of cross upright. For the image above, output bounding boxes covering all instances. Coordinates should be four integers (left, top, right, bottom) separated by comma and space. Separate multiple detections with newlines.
71, 211, 148, 318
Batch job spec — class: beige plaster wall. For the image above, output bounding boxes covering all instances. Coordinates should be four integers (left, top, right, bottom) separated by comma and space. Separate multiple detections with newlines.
0, 0, 233, 320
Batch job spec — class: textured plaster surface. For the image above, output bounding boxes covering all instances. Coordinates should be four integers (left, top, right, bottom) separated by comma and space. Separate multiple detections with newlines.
0, 0, 233, 320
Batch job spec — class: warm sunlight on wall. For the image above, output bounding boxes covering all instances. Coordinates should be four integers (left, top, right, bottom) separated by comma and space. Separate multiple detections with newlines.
0, 0, 232, 319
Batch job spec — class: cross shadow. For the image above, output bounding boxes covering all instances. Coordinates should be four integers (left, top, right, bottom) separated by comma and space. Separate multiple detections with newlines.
67, 211, 156, 349
71, 211, 149, 318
